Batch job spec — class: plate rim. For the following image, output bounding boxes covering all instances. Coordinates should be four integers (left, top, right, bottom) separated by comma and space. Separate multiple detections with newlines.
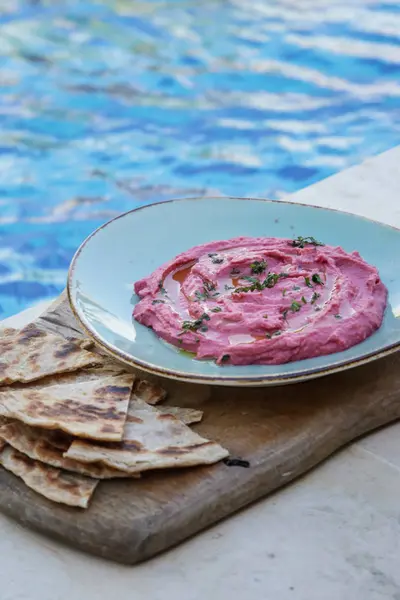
67, 196, 400, 387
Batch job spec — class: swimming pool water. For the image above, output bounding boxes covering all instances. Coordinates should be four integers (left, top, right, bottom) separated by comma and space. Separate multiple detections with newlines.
0, 0, 399, 318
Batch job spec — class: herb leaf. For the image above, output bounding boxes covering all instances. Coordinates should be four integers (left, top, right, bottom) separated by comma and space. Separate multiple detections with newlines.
334, 314, 342, 319
211, 307, 222, 313
250, 260, 267, 275
290, 301, 301, 312
204, 281, 216, 292
181, 312, 210, 333
233, 271, 287, 294
194, 290, 207, 301
312, 273, 324, 286
194, 280, 219, 301
311, 292, 320, 305
266, 331, 281, 339
221, 354, 230, 362
301, 296, 307, 304
291, 236, 324, 249
264, 273, 280, 288
304, 277, 313, 288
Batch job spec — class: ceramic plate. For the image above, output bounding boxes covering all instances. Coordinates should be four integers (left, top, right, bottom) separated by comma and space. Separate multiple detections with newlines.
67, 197, 400, 386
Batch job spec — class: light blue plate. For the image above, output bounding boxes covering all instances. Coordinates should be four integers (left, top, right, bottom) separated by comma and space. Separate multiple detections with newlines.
67, 198, 400, 386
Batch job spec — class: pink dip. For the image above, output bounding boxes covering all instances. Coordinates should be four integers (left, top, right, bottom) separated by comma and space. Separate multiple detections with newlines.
133, 236, 387, 365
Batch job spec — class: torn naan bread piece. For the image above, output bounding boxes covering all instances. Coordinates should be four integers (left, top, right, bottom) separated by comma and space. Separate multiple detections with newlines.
0, 324, 103, 385
65, 398, 228, 474
135, 380, 167, 405
157, 406, 203, 425
0, 421, 135, 479
0, 445, 98, 508
0, 372, 135, 441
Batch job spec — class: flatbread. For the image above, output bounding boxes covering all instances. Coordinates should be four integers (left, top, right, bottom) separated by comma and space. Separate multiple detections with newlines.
0, 372, 135, 441
135, 379, 167, 405
0, 445, 98, 508
0, 405, 200, 478
0, 324, 104, 385
65, 398, 228, 474
157, 406, 203, 425
0, 420, 135, 479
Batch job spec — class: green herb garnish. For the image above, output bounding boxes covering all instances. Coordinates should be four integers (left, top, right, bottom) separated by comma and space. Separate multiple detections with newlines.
290, 301, 301, 312
301, 296, 307, 304
221, 354, 230, 362
224, 284, 235, 291
204, 281, 216, 292
291, 236, 324, 249
312, 273, 324, 285
293, 285, 301, 291
181, 312, 210, 333
264, 273, 280, 288
211, 256, 224, 264
282, 309, 289, 321
158, 281, 167, 295
304, 277, 313, 288
266, 330, 282, 339
233, 271, 286, 294
194, 281, 219, 301
334, 314, 342, 319
194, 290, 207, 301
250, 260, 267, 275
211, 307, 222, 313
282, 288, 287, 297
311, 292, 320, 304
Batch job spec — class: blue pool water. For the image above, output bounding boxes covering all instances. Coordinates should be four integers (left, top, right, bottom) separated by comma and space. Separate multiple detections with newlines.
0, 0, 400, 318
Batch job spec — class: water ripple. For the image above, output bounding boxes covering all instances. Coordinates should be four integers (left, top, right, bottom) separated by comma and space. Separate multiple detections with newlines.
0, 0, 399, 316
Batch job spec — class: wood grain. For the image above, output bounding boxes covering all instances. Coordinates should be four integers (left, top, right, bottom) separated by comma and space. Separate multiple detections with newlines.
1, 292, 400, 564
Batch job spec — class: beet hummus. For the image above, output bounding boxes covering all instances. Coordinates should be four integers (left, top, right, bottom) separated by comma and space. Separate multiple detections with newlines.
133, 236, 387, 366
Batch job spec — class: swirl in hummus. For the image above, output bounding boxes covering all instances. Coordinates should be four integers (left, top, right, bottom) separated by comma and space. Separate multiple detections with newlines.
133, 236, 387, 365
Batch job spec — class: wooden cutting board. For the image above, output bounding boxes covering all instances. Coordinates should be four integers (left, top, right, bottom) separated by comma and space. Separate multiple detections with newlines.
1, 292, 400, 565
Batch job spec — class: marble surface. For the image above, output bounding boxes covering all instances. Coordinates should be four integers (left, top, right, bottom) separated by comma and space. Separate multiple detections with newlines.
2, 145, 400, 599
